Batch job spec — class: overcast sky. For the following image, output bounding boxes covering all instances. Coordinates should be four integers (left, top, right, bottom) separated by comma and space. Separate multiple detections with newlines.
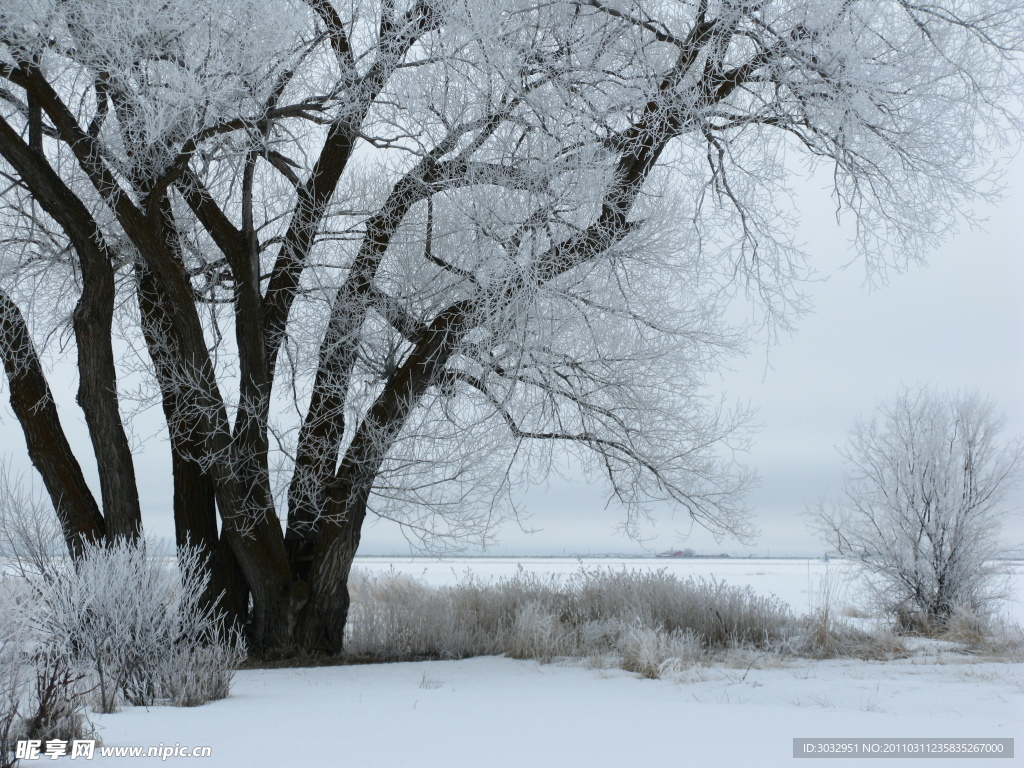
361, 150, 1024, 558
1, 149, 1021, 559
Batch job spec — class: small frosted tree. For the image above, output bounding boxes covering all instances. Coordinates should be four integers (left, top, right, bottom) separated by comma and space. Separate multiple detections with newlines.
813, 388, 1022, 628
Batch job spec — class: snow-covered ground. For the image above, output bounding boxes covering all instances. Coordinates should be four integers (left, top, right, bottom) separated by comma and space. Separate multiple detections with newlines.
77, 559, 1022, 767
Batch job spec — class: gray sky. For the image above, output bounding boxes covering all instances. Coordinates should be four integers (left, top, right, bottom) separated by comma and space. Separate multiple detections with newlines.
1, 152, 1021, 559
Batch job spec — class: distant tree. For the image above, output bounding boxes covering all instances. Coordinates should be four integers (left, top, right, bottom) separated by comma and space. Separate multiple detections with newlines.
0, 0, 1022, 654
811, 388, 1022, 627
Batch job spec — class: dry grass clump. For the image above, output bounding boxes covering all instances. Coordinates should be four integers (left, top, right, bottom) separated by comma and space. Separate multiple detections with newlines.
969, 628, 1024, 661
939, 605, 990, 645
934, 606, 1024, 660
345, 565, 1019, 673
882, 601, 1022, 658
345, 571, 512, 661
797, 569, 909, 660
798, 604, 858, 659
561, 570, 793, 649
618, 625, 705, 678
796, 572, 1020, 661
890, 604, 940, 637
840, 605, 871, 619
345, 567, 794, 677
797, 609, 909, 660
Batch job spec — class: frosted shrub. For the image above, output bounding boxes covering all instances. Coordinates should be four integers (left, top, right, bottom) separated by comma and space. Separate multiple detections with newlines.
36, 541, 244, 713
40, 541, 173, 712
1, 481, 243, 714
21, 647, 91, 746
506, 602, 566, 662
0, 581, 94, 767
0, 467, 63, 582
619, 624, 704, 679
0, 590, 32, 768
812, 389, 1021, 630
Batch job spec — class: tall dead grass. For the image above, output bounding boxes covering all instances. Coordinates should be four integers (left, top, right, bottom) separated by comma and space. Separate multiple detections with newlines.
344, 567, 794, 675
345, 564, 1024, 671
796, 565, 909, 660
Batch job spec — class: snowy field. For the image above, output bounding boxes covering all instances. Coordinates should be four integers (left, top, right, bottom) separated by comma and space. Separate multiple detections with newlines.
80, 558, 1022, 768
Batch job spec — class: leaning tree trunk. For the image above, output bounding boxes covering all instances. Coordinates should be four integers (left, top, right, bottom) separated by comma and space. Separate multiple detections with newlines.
0, 289, 106, 556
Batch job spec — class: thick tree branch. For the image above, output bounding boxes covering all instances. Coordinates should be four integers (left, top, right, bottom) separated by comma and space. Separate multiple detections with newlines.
0, 288, 106, 554
0, 113, 142, 540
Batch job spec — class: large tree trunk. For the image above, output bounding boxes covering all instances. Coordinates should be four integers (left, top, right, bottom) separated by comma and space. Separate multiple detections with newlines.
293, 303, 471, 652
296, 479, 367, 654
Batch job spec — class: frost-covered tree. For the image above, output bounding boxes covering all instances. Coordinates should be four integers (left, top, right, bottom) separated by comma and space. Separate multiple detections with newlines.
812, 388, 1022, 626
0, 0, 1021, 653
